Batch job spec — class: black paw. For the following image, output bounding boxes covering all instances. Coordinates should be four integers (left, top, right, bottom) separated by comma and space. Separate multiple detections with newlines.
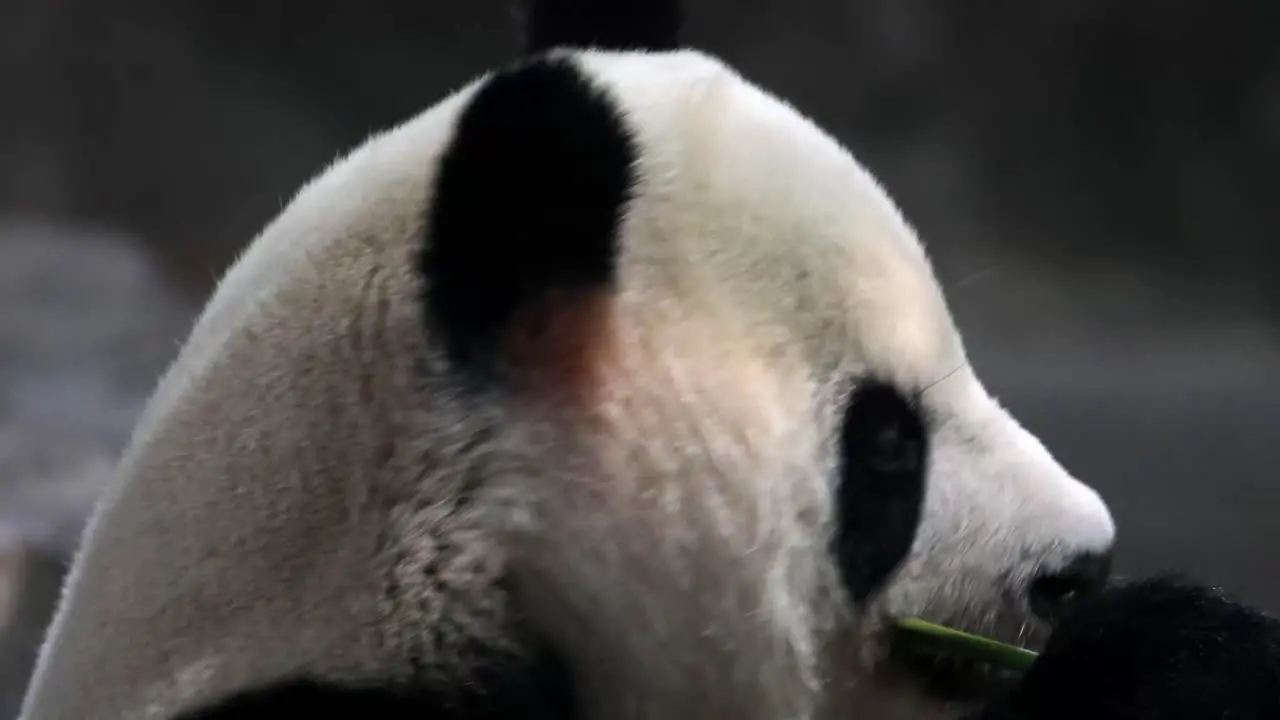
972, 576, 1280, 720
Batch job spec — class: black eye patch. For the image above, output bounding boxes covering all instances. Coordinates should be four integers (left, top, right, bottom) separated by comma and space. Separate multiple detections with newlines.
832, 379, 929, 604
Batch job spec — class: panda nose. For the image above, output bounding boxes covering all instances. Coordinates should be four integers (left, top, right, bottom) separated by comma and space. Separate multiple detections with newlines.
1028, 551, 1113, 622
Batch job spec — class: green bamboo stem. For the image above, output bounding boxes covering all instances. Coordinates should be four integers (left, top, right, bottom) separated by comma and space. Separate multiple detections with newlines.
891, 617, 1040, 673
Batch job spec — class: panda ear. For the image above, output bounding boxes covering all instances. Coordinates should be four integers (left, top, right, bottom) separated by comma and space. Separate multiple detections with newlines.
520, 0, 682, 54
420, 56, 637, 391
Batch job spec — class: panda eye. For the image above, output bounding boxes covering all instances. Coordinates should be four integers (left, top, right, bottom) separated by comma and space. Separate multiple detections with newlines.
831, 378, 930, 603
870, 423, 922, 475
839, 380, 927, 477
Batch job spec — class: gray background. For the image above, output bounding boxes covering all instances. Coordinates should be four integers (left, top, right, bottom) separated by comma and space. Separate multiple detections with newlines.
1, 1, 1277, 714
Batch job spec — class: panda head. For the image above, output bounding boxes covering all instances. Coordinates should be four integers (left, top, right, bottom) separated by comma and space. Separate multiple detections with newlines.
471, 3, 1116, 716
20, 1, 1114, 719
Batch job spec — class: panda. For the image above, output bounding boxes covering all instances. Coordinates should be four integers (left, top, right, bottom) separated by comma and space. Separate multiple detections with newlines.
18, 0, 1280, 719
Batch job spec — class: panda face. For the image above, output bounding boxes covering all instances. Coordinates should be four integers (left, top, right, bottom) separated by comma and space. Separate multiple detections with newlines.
469, 49, 1117, 718
862, 372, 1117, 717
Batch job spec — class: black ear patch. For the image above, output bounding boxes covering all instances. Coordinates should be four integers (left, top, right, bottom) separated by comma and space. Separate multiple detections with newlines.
832, 379, 929, 603
421, 57, 637, 383
522, 0, 681, 54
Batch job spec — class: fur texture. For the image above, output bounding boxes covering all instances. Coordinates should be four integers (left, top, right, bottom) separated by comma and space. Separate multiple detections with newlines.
20, 2, 1118, 719
973, 577, 1280, 720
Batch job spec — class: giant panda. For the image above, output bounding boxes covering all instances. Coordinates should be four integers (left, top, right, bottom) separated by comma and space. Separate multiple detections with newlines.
17, 1, 1279, 719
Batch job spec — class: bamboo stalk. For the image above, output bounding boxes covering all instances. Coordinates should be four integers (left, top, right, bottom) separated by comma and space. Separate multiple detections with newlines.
891, 618, 1040, 673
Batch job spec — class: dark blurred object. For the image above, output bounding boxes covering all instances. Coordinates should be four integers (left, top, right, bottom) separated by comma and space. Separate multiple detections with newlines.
0, 219, 197, 716
971, 577, 1280, 720
1, 0, 1276, 310
0, 533, 65, 719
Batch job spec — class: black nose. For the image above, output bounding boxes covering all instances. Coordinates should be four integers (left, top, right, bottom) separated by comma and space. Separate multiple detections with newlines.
1028, 551, 1112, 622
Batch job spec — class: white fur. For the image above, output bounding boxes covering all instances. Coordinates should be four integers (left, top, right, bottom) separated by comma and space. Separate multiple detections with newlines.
20, 49, 1113, 720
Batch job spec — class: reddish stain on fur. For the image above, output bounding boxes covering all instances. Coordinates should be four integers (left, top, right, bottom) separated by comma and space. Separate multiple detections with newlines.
502, 288, 616, 404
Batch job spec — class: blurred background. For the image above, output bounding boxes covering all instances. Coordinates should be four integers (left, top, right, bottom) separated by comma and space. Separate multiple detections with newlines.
0, 0, 1277, 713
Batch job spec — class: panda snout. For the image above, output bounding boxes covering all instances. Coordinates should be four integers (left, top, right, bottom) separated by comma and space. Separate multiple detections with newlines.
1027, 550, 1113, 623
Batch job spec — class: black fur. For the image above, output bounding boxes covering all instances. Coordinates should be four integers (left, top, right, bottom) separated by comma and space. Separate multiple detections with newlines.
522, 0, 681, 54
176, 641, 576, 720
421, 56, 637, 380
1027, 550, 1113, 623
174, 679, 446, 720
832, 380, 929, 603
974, 577, 1280, 720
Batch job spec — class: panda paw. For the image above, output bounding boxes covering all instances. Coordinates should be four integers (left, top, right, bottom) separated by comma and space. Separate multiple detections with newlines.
971, 576, 1280, 720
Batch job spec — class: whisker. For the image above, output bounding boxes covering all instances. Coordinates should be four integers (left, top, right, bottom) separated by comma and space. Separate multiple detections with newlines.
918, 363, 967, 398
953, 266, 1000, 290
